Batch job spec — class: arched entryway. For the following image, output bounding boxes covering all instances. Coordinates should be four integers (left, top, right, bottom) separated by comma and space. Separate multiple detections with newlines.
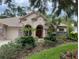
36, 25, 43, 38
24, 25, 32, 36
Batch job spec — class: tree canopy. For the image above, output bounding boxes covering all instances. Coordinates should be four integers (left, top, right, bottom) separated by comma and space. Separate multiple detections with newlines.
0, 0, 78, 18
29, 0, 78, 17
0, 0, 26, 17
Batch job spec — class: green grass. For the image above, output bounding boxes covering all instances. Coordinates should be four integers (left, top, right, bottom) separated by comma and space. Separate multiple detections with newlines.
26, 43, 78, 59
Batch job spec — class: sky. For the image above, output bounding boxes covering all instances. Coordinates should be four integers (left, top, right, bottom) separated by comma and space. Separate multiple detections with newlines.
0, 0, 52, 14
14, 0, 30, 7
0, 0, 30, 12
0, 4, 7, 13
0, 0, 77, 21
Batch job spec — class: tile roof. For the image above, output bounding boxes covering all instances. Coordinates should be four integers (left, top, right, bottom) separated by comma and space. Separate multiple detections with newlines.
0, 17, 22, 27
0, 12, 47, 27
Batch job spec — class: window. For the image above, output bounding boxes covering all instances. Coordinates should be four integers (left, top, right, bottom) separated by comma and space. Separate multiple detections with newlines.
32, 18, 37, 22
59, 28, 64, 31
24, 25, 32, 36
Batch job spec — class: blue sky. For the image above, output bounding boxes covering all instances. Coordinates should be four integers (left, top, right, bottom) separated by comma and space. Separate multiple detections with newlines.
0, 4, 7, 13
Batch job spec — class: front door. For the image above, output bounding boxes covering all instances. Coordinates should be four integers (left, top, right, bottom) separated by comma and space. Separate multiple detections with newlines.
36, 25, 43, 38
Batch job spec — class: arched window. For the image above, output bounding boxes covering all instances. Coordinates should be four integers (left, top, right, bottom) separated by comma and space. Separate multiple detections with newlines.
24, 25, 32, 36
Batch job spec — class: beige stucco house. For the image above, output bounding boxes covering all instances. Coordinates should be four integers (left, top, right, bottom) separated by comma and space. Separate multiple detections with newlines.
0, 12, 48, 40
0, 12, 67, 40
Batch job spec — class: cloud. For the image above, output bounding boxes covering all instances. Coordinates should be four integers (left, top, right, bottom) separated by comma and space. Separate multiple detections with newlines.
46, 1, 53, 15
0, 0, 30, 13
14, 0, 30, 7
0, 4, 7, 12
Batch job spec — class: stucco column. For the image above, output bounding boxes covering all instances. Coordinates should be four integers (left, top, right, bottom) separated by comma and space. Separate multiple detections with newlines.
43, 26, 48, 38
32, 28, 36, 38
43, 29, 45, 37
43, 26, 48, 37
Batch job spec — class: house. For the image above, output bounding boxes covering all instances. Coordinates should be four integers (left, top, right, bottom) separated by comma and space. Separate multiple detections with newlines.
0, 12, 67, 40
0, 12, 48, 40
56, 23, 68, 39
57, 23, 67, 33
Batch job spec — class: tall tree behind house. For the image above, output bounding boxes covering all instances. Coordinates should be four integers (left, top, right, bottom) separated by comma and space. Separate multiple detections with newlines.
0, 0, 27, 17
0, 0, 78, 19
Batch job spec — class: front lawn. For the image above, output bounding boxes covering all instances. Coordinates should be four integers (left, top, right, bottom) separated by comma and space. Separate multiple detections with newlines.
26, 42, 77, 59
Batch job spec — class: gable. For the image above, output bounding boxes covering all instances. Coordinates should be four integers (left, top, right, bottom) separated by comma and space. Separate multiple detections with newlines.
19, 12, 47, 28
20, 12, 47, 22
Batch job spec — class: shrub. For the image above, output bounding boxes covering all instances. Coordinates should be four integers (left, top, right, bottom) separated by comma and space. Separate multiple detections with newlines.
57, 35, 67, 42
0, 42, 22, 59
16, 36, 36, 49
68, 32, 78, 41
0, 36, 36, 59
44, 33, 57, 47
44, 33, 57, 42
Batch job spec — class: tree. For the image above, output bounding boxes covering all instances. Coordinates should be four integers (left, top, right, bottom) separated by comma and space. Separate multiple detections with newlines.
17, 6, 26, 16
29, 0, 78, 17
0, 0, 2, 5
55, 0, 78, 17
29, 0, 47, 14
0, 0, 78, 19
2, 0, 26, 17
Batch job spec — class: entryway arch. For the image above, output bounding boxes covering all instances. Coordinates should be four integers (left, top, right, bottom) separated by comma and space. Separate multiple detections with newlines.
36, 25, 43, 38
